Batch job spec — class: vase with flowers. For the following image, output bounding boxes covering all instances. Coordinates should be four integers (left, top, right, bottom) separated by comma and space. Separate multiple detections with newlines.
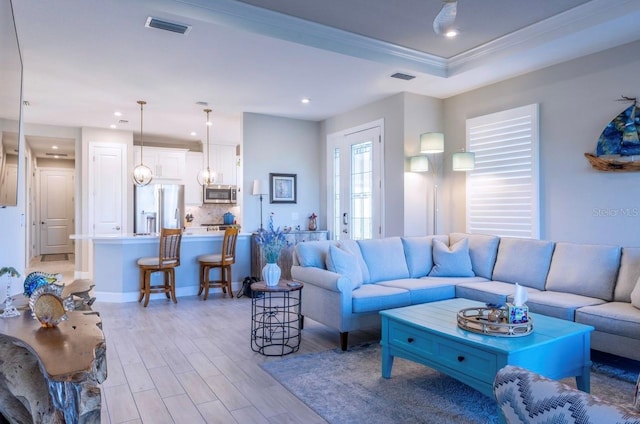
256, 214, 288, 286
308, 212, 318, 231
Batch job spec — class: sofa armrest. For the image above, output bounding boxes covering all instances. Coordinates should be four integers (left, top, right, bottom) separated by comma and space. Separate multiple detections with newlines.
291, 265, 354, 293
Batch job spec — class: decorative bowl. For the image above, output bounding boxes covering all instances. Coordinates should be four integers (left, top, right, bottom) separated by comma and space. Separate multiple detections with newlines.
23, 271, 61, 297
28, 284, 74, 328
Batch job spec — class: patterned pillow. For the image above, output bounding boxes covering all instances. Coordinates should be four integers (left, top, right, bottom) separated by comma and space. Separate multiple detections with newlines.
494, 365, 640, 423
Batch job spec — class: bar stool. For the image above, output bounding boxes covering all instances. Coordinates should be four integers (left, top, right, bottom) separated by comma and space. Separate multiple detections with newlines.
137, 228, 182, 307
197, 227, 239, 300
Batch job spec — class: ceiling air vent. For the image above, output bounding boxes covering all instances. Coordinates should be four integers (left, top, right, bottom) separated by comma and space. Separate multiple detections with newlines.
390, 72, 416, 81
45, 153, 68, 157
145, 17, 192, 35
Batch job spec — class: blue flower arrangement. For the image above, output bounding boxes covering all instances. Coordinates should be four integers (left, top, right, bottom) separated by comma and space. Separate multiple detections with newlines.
256, 214, 288, 263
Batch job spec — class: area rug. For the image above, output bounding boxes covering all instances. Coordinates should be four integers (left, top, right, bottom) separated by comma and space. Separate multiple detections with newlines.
41, 253, 68, 262
261, 343, 639, 424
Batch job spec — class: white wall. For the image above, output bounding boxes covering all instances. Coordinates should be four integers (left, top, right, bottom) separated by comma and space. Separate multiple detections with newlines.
402, 93, 444, 236
443, 39, 640, 246
243, 113, 321, 233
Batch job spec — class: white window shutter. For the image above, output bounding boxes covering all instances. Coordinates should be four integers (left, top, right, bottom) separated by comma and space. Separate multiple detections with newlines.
465, 104, 540, 239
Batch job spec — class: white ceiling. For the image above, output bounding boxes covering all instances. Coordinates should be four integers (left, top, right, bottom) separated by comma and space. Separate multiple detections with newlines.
7, 0, 640, 158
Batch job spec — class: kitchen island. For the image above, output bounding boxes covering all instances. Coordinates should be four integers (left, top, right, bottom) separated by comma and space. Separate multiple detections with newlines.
88, 231, 251, 303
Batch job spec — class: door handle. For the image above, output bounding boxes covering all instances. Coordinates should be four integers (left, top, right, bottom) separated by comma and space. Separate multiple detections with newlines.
342, 229, 348, 234
41, 222, 45, 225
113, 226, 121, 231
342, 212, 348, 225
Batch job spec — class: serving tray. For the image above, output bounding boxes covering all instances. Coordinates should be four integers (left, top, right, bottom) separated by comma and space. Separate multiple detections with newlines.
457, 307, 533, 337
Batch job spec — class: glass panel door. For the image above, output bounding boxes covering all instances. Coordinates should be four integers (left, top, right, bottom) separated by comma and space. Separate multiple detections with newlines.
329, 126, 382, 240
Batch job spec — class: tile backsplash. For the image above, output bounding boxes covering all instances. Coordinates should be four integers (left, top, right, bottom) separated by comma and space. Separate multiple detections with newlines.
185, 204, 242, 227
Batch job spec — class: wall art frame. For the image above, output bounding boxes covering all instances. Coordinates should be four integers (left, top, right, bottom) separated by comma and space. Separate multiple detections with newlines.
270, 173, 297, 204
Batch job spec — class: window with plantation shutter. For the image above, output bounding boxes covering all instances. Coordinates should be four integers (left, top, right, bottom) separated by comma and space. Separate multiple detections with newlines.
465, 104, 540, 238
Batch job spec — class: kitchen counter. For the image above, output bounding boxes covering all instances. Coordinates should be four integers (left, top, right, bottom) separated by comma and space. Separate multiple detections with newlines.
87, 232, 251, 302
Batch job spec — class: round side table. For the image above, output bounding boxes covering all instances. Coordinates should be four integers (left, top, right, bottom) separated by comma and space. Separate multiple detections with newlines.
250, 280, 303, 356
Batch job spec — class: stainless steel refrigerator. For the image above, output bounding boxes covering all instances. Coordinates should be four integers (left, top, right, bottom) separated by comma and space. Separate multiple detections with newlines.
134, 184, 184, 234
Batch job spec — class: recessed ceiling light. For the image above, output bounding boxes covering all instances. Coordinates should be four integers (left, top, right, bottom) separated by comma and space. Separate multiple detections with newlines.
51, 145, 58, 150
114, 111, 122, 117
301, 98, 311, 104
445, 29, 458, 38
190, 131, 197, 136
110, 124, 117, 129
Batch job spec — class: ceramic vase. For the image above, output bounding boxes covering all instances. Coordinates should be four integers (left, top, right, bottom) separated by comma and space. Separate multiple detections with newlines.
262, 263, 281, 287
308, 218, 317, 231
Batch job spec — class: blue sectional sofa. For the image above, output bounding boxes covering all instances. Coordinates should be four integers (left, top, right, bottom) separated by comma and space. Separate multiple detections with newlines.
290, 233, 640, 357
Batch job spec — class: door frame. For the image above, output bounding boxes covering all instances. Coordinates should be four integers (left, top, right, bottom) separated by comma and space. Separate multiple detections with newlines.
326, 119, 385, 240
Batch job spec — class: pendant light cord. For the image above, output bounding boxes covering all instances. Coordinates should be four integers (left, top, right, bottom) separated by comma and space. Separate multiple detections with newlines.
138, 100, 146, 164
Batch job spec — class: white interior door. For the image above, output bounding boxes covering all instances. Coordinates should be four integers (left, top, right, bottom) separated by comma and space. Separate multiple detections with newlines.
39, 168, 74, 254
327, 124, 383, 240
89, 143, 125, 235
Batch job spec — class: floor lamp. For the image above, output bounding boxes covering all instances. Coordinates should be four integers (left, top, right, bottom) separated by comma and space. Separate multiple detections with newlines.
252, 179, 268, 231
419, 132, 445, 235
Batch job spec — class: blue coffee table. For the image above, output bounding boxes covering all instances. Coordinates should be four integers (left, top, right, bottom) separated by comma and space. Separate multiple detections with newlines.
380, 298, 594, 398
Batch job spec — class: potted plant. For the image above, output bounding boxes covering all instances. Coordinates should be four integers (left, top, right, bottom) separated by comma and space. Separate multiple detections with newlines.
256, 214, 288, 286
0, 266, 21, 318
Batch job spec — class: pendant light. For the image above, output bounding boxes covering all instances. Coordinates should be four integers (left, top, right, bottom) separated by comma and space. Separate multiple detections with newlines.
197, 108, 215, 186
132, 100, 153, 186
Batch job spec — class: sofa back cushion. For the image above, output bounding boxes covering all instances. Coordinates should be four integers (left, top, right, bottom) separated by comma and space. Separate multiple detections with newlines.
357, 237, 410, 283
401, 235, 449, 278
614, 247, 640, 303
326, 245, 363, 289
545, 242, 621, 301
339, 239, 371, 284
429, 238, 475, 277
492, 237, 555, 290
449, 233, 500, 279
294, 240, 339, 268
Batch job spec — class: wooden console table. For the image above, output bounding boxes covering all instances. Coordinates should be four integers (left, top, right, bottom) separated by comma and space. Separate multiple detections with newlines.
251, 230, 329, 280
0, 280, 105, 423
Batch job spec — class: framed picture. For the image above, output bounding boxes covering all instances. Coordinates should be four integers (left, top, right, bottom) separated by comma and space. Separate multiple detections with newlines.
270, 173, 297, 203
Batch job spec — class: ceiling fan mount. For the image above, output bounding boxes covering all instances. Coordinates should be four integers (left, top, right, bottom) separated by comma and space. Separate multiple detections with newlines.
433, 0, 458, 36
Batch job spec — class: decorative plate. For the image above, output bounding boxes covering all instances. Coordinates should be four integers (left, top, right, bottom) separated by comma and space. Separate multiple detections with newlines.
24, 271, 61, 297
28, 284, 74, 328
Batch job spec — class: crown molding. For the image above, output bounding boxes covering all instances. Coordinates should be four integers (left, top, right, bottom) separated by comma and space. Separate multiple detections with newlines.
175, 0, 448, 76
172, 0, 640, 81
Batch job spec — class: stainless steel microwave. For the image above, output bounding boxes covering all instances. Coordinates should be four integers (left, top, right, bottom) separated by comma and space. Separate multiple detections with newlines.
203, 184, 237, 204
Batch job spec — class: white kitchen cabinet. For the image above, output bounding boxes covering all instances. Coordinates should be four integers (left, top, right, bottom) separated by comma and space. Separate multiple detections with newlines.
211, 144, 238, 185
185, 151, 203, 205
134, 146, 187, 181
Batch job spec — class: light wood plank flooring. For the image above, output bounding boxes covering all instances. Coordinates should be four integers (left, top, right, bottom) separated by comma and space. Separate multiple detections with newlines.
25, 257, 380, 423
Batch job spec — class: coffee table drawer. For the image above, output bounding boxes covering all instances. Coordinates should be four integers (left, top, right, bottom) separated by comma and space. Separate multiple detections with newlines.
389, 322, 497, 383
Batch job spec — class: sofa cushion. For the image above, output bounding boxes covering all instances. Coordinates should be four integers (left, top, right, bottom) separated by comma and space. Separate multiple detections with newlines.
378, 278, 455, 304
631, 277, 640, 309
295, 240, 338, 268
340, 239, 371, 284
545, 242, 621, 301
357, 237, 410, 284
491, 237, 555, 290
449, 233, 499, 279
429, 238, 474, 278
456, 280, 539, 306
519, 290, 606, 321
351, 284, 411, 313
401, 235, 448, 278
576, 302, 640, 340
615, 247, 640, 303
326, 245, 363, 289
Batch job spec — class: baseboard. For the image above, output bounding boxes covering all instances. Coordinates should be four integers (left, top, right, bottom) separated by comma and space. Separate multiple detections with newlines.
95, 282, 240, 303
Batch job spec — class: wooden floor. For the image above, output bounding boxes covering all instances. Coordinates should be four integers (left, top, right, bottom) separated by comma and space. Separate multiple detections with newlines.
26, 257, 380, 423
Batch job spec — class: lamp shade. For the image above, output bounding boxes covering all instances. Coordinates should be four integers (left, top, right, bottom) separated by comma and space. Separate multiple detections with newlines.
252, 179, 268, 195
420, 132, 444, 153
452, 151, 475, 171
409, 156, 429, 172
